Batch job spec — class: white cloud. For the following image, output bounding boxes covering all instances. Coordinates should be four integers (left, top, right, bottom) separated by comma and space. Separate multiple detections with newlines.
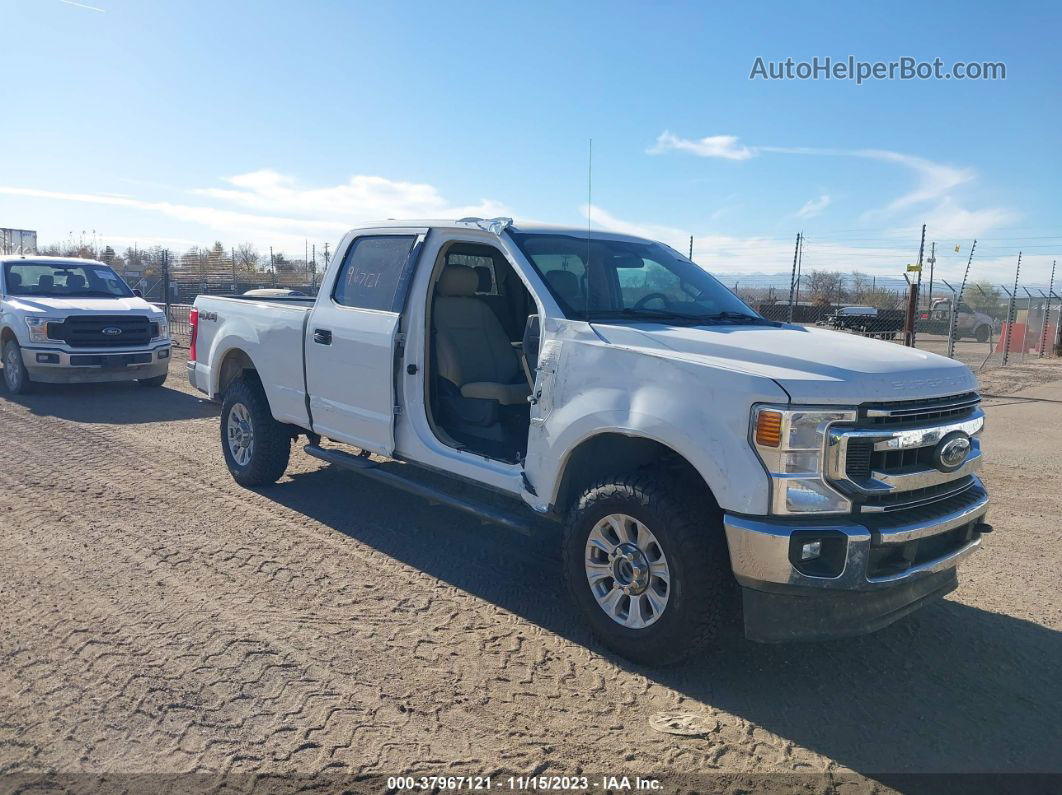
647, 131, 754, 160
652, 132, 1016, 245
796, 193, 831, 219
578, 202, 1062, 283
193, 170, 509, 221
0, 172, 511, 253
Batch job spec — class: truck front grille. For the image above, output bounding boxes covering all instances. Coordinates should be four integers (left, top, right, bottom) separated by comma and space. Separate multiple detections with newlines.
47, 315, 155, 348
828, 392, 983, 512
861, 392, 981, 425
859, 476, 976, 512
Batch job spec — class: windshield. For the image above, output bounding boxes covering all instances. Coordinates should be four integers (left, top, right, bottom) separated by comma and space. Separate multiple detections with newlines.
3, 261, 134, 299
509, 233, 764, 324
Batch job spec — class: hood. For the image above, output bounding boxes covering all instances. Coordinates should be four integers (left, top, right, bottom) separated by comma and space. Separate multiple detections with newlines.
590, 322, 977, 404
8, 295, 163, 316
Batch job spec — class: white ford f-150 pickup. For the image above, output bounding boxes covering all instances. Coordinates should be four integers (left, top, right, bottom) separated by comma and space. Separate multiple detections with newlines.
1, 256, 171, 393
189, 218, 990, 664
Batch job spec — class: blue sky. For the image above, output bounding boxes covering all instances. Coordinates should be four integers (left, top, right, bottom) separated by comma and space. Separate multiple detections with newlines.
1, 0, 1059, 282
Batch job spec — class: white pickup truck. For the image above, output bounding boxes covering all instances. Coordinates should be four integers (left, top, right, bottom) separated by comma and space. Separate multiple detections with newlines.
189, 218, 990, 664
1, 255, 171, 394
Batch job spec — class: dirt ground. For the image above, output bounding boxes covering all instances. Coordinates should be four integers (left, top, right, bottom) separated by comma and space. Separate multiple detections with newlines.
1, 348, 1060, 791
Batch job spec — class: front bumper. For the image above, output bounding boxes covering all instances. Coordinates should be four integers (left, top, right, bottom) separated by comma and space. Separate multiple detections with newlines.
724, 478, 989, 642
22, 343, 171, 384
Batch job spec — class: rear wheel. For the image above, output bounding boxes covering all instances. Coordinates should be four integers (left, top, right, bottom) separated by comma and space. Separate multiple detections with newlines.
137, 373, 168, 388
562, 472, 734, 666
2, 339, 33, 395
220, 377, 290, 486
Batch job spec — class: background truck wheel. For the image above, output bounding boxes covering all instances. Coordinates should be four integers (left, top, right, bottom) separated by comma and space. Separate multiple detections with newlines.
220, 377, 290, 486
2, 339, 33, 395
136, 374, 168, 388
562, 472, 733, 666
974, 325, 990, 343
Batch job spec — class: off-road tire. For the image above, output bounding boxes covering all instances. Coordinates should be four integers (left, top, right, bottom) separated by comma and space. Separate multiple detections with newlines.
974, 325, 990, 343
220, 377, 290, 487
137, 374, 168, 388
2, 339, 34, 395
562, 472, 734, 666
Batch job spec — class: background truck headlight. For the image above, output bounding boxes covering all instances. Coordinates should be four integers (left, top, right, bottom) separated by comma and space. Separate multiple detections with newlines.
24, 316, 60, 343
152, 314, 170, 340
751, 405, 857, 515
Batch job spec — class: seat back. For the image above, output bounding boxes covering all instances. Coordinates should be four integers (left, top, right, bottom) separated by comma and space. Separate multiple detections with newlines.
433, 265, 520, 388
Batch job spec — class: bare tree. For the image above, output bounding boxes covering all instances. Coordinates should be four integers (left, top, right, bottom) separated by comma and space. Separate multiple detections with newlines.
804, 270, 846, 305
234, 243, 259, 274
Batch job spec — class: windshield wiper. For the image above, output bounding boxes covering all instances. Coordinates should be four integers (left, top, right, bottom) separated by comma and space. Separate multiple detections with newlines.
589, 308, 710, 324
696, 311, 780, 326
590, 308, 777, 326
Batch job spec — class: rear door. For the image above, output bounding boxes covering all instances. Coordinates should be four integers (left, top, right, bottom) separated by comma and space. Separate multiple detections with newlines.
304, 227, 427, 454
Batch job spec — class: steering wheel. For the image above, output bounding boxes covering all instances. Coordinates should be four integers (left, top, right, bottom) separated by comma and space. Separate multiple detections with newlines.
633, 292, 670, 310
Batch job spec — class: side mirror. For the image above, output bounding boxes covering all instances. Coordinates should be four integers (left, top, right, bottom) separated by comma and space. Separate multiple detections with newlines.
522, 314, 541, 372
133, 289, 143, 298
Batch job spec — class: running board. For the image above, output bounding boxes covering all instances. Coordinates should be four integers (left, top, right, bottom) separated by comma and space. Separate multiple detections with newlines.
303, 444, 532, 535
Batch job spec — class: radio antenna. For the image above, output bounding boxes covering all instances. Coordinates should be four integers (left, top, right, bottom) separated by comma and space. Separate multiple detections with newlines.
586, 138, 592, 318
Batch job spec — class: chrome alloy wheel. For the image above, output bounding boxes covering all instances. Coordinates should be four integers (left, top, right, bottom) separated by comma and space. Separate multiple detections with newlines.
4, 345, 22, 391
226, 402, 254, 467
585, 513, 671, 629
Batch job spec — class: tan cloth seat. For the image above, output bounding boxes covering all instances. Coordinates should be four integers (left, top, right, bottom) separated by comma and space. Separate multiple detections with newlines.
434, 266, 531, 406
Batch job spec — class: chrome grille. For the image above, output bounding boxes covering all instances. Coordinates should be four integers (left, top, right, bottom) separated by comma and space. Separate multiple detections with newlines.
861, 392, 980, 425
827, 392, 984, 512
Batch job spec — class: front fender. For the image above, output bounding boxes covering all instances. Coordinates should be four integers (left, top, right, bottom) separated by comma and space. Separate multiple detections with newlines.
524, 335, 788, 515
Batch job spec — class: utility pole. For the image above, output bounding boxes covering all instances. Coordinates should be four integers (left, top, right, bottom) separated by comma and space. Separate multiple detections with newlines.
794, 232, 805, 309
311, 243, 317, 292
270, 246, 276, 287
787, 232, 801, 322
231, 246, 238, 293
688, 235, 694, 260
904, 224, 926, 347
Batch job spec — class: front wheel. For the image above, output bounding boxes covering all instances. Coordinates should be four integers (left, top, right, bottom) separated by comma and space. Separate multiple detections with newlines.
2, 339, 33, 395
220, 377, 291, 486
974, 325, 990, 343
562, 473, 734, 666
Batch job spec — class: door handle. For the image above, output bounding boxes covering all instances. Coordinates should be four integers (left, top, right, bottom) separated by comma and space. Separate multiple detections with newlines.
313, 329, 332, 345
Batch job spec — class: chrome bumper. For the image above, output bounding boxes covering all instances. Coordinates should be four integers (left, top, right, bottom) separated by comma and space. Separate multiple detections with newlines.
724, 478, 989, 592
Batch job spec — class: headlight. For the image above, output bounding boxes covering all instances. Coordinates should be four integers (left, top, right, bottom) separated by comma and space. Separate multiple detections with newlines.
24, 316, 60, 343
751, 405, 857, 514
152, 314, 170, 340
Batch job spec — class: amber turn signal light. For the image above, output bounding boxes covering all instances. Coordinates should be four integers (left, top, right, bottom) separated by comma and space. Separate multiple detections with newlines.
755, 410, 783, 447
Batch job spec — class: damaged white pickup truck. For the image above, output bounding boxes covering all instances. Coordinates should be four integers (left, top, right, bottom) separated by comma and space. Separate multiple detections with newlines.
189, 218, 990, 665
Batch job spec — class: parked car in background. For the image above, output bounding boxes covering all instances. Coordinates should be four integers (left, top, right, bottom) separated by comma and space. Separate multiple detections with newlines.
821, 305, 902, 339
189, 218, 989, 665
922, 298, 994, 342
0, 256, 171, 394
242, 288, 307, 297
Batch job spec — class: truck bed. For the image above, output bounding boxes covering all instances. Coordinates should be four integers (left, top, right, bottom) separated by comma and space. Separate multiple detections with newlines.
190, 294, 314, 428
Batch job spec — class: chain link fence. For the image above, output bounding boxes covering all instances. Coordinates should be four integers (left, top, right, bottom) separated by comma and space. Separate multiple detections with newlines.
735, 273, 1059, 372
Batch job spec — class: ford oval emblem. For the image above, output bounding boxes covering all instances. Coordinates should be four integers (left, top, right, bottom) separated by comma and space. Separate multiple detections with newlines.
101, 326, 123, 336
933, 431, 972, 472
